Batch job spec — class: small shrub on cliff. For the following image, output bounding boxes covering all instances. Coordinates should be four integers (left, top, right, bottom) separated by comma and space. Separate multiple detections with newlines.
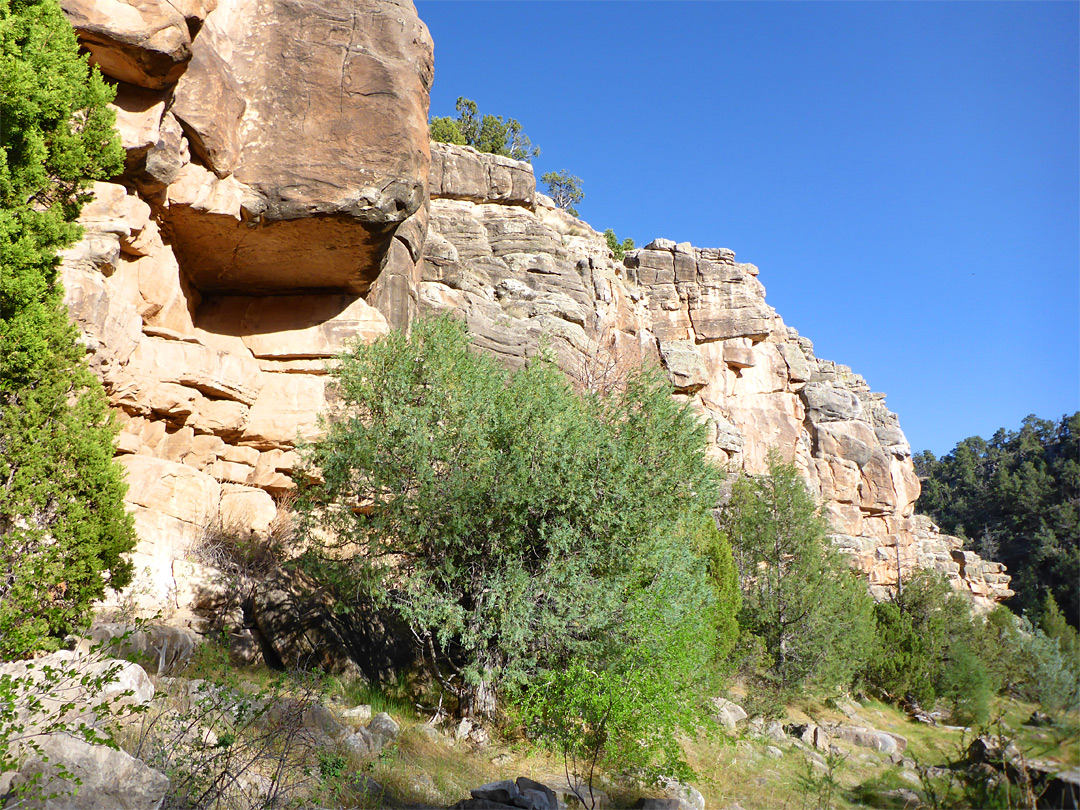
542, 170, 584, 217
603, 229, 634, 261
429, 96, 539, 161
298, 316, 726, 719
0, 0, 133, 657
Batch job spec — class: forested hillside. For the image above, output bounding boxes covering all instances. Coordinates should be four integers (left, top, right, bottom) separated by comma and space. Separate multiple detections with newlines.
914, 413, 1080, 627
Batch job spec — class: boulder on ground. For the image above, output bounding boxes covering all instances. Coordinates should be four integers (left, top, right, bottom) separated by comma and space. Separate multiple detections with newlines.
2, 731, 169, 810
367, 711, 400, 748
711, 697, 748, 733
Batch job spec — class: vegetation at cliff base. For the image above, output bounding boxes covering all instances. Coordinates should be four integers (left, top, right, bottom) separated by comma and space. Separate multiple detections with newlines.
0, 0, 134, 657
914, 412, 1079, 627
429, 96, 539, 162
723, 455, 876, 698
299, 316, 730, 774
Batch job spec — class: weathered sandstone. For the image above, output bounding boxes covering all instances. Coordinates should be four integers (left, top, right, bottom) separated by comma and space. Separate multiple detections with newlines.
60, 0, 205, 89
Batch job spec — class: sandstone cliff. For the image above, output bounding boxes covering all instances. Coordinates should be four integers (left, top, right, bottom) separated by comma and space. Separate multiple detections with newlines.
56, 0, 1011, 627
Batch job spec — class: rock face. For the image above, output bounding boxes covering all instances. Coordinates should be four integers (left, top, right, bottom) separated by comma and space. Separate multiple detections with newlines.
164, 0, 433, 294
419, 144, 1013, 609
57, 1, 1010, 626
56, 0, 431, 622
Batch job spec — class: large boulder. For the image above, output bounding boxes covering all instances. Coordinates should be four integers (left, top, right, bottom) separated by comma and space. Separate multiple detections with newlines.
2, 732, 169, 810
162, 0, 434, 296
60, 0, 207, 89
0, 652, 155, 726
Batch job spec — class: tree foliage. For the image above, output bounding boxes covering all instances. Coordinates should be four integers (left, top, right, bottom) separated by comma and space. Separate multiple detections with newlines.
428, 97, 539, 162
603, 228, 634, 261
522, 523, 722, 789
542, 170, 584, 217
299, 316, 727, 719
914, 412, 1079, 627
0, 0, 134, 657
721, 454, 875, 695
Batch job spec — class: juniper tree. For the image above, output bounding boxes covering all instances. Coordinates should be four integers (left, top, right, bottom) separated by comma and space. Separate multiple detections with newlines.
0, 0, 134, 656
429, 96, 539, 161
542, 170, 583, 217
722, 453, 875, 694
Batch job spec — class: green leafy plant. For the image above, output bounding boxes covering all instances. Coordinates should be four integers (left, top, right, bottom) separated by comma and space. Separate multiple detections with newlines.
603, 228, 635, 261
865, 568, 1013, 722
299, 316, 727, 719
429, 96, 539, 161
722, 452, 876, 695
542, 170, 584, 216
0, 641, 146, 807
0, 0, 133, 658
796, 748, 847, 810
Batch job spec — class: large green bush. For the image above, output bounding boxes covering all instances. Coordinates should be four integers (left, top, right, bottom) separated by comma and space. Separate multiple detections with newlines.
865, 569, 997, 720
299, 316, 727, 718
0, 0, 134, 657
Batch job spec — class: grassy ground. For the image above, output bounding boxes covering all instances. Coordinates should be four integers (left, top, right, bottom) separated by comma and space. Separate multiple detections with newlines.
119, 648, 1079, 809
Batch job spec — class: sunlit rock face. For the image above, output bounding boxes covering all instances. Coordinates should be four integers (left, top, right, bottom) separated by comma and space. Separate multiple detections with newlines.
420, 143, 1013, 610
163, 0, 434, 294
58, 0, 431, 621
57, 2, 1010, 624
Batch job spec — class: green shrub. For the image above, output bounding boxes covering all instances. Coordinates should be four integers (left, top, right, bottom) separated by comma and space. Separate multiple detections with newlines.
686, 513, 741, 663
603, 228, 634, 261
1012, 617, 1080, 712
0, 0, 134, 657
938, 641, 993, 726
299, 316, 728, 718
722, 453, 875, 694
429, 97, 539, 161
866, 599, 935, 706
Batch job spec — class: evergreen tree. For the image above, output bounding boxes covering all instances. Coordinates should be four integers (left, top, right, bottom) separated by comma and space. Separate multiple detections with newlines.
865, 569, 993, 717
541, 170, 584, 217
299, 316, 728, 718
915, 413, 1079, 626
0, 0, 134, 657
722, 453, 875, 694
603, 228, 635, 261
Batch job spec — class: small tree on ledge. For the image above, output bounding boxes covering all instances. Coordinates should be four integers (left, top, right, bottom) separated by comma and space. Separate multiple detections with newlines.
429, 96, 539, 162
542, 170, 583, 217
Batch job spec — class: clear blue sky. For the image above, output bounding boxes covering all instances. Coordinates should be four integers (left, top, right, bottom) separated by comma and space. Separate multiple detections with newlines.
415, 1, 1079, 457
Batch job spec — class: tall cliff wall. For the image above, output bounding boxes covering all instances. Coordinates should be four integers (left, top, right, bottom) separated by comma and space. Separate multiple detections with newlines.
55, 0, 1011, 626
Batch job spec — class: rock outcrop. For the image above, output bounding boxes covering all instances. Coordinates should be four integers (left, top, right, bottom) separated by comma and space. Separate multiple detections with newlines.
56, 0, 431, 621
419, 143, 1012, 608
56, 0, 1010, 629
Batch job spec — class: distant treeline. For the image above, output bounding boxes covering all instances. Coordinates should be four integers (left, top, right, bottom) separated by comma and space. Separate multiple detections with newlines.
914, 413, 1080, 628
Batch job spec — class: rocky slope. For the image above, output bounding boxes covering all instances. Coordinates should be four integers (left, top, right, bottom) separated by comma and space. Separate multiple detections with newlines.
56, 0, 1011, 631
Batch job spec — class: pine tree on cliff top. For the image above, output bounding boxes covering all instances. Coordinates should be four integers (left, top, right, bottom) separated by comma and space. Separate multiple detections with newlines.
0, 0, 135, 656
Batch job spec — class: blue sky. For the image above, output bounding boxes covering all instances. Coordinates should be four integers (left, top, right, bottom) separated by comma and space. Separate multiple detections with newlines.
415, 1, 1079, 456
